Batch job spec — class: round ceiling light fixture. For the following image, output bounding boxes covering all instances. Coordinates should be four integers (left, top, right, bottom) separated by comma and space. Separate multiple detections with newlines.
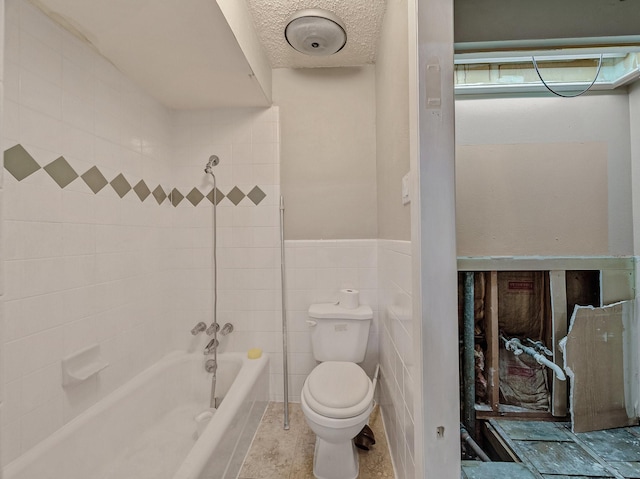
284, 9, 347, 56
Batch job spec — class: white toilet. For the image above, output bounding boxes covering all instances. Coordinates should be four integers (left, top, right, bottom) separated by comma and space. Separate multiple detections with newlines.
301, 301, 374, 479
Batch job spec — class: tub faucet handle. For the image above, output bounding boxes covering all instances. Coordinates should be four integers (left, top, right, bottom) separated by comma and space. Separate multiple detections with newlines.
191, 322, 207, 335
220, 323, 234, 336
206, 322, 220, 335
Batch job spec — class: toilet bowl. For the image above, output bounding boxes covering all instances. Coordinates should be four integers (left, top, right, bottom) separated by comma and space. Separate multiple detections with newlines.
301, 361, 374, 479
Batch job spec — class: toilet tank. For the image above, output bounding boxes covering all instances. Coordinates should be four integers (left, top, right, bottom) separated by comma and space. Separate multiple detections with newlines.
307, 303, 373, 362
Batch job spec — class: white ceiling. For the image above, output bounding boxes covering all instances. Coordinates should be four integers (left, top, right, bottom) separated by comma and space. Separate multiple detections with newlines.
245, 0, 387, 69
31, 0, 272, 109
30, 0, 387, 109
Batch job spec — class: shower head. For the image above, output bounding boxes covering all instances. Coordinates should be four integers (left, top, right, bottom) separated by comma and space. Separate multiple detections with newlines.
205, 155, 219, 174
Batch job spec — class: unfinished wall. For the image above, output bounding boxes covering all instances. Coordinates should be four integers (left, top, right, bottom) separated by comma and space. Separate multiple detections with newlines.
272, 67, 377, 240
456, 93, 633, 257
375, 0, 411, 241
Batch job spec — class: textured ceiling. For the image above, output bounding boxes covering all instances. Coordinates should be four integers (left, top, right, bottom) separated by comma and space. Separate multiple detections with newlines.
246, 0, 387, 69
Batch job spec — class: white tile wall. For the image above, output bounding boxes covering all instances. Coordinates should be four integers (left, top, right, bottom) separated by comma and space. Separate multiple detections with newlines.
167, 106, 285, 399
1, 0, 174, 466
378, 240, 414, 479
0, 0, 5, 473
281, 239, 379, 401
1, 0, 406, 471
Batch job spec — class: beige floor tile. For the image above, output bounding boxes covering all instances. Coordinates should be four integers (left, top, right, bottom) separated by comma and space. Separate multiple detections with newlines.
239, 402, 395, 479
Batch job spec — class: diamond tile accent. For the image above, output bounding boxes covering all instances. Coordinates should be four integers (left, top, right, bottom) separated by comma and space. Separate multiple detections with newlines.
44, 156, 79, 188
186, 187, 205, 206
110, 173, 132, 198
133, 180, 151, 202
152, 185, 167, 205
81, 166, 108, 193
226, 186, 245, 206
4, 144, 41, 181
5, 144, 271, 210
206, 188, 225, 205
170, 188, 184, 207
247, 186, 267, 205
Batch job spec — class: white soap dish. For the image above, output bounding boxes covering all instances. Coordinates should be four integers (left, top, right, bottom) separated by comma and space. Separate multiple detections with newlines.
61, 343, 109, 387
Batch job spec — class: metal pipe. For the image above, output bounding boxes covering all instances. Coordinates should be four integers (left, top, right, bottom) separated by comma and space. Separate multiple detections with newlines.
461, 424, 491, 462
372, 364, 380, 392
279, 196, 290, 430
205, 157, 220, 409
463, 272, 476, 436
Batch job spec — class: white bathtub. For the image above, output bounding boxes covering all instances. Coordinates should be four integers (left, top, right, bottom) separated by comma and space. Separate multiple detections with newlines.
3, 351, 269, 479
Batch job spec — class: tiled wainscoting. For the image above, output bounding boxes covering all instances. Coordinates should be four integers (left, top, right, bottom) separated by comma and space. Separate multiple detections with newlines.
279, 239, 379, 401
378, 240, 415, 479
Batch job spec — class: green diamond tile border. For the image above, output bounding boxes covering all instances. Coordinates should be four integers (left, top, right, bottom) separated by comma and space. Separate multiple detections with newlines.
226, 186, 246, 206
4, 144, 42, 181
186, 187, 205, 206
247, 186, 267, 205
4, 145, 271, 209
110, 173, 132, 198
44, 156, 79, 189
133, 180, 151, 202
170, 188, 184, 207
81, 166, 109, 194
207, 188, 225, 205
152, 185, 167, 205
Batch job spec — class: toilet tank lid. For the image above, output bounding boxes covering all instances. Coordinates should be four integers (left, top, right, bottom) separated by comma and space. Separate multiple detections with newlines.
308, 303, 373, 320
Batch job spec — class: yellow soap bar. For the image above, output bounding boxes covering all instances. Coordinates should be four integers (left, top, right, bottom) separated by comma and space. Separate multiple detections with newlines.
247, 348, 262, 359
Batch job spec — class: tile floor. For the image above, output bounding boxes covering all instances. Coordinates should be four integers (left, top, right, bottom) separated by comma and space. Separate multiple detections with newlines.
239, 402, 396, 479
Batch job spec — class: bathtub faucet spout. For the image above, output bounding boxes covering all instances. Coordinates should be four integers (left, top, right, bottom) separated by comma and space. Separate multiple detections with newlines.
204, 338, 219, 355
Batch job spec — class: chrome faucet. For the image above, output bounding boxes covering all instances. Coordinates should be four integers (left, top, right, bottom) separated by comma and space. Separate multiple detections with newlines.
220, 323, 234, 336
191, 322, 207, 335
204, 338, 219, 355
205, 322, 219, 335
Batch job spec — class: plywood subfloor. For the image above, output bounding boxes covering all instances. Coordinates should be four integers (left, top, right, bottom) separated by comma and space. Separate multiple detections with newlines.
487, 419, 640, 479
461, 461, 538, 479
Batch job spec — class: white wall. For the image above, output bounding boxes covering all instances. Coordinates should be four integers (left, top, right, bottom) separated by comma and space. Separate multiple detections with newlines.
629, 82, 640, 413
456, 93, 634, 256
411, 0, 460, 476
375, 0, 411, 241
273, 67, 378, 240
630, 83, 640, 254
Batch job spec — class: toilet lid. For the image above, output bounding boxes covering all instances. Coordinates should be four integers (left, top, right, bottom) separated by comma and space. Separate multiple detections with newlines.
303, 362, 373, 419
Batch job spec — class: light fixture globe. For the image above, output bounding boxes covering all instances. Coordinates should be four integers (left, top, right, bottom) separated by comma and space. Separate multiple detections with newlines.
285, 9, 347, 56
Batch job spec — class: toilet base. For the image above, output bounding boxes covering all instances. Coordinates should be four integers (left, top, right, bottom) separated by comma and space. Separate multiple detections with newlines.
312, 436, 359, 479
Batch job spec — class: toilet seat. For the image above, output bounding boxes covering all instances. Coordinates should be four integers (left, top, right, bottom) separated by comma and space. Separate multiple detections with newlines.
303, 361, 373, 419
